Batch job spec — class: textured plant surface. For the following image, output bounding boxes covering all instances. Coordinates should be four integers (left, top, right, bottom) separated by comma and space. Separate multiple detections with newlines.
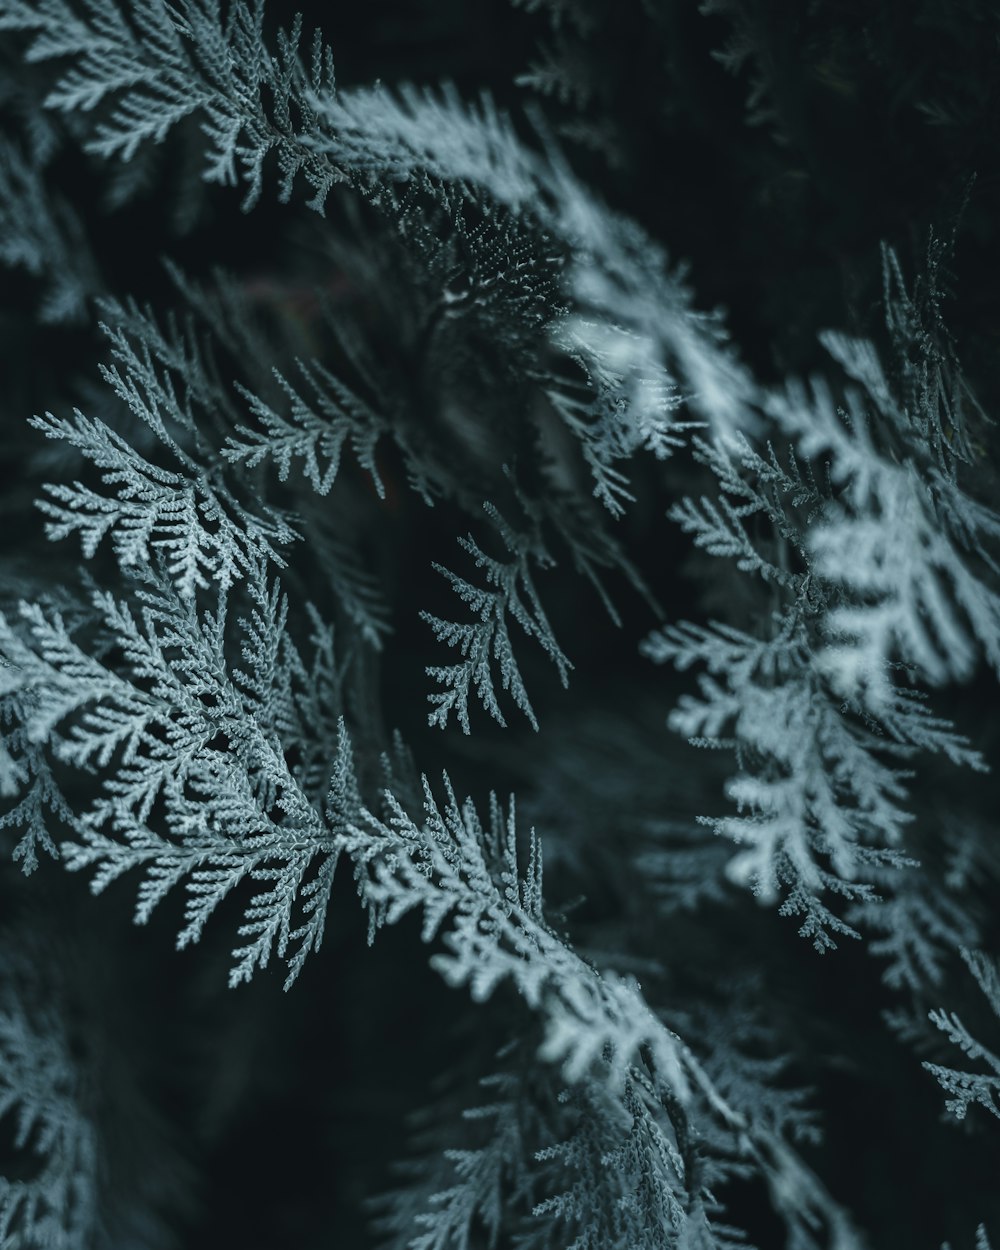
0, 1, 998, 1247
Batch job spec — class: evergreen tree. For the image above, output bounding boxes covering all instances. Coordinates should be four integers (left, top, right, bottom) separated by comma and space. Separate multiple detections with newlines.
0, 1, 998, 1246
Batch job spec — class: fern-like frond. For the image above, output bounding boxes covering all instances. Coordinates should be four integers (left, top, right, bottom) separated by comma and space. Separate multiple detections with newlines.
645, 613, 922, 948
545, 319, 684, 516
352, 774, 687, 1097
422, 504, 571, 733
925, 948, 1000, 1122
0, 560, 352, 989
768, 373, 1000, 705
30, 304, 298, 596
226, 356, 385, 496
